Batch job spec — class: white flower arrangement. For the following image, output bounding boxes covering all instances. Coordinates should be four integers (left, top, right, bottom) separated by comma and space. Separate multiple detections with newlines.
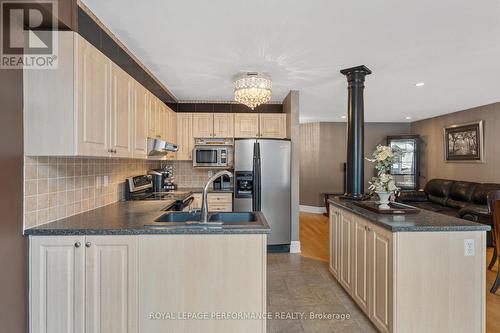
366, 145, 400, 195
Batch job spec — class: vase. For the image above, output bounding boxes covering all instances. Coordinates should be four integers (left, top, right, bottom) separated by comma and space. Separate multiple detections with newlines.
376, 191, 391, 209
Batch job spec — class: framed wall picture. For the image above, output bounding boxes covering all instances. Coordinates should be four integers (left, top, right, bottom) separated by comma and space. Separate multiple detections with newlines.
444, 120, 484, 162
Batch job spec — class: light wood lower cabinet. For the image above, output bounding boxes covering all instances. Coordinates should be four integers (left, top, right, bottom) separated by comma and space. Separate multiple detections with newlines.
329, 210, 340, 279
352, 216, 369, 315
329, 204, 486, 333
339, 212, 353, 293
30, 236, 85, 333
191, 192, 233, 212
30, 236, 137, 333
138, 234, 267, 333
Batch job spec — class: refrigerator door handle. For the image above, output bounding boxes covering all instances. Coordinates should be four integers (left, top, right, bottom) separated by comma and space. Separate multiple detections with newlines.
252, 142, 261, 211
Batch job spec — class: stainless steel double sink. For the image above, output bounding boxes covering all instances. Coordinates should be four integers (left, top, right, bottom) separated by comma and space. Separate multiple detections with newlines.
146, 212, 258, 229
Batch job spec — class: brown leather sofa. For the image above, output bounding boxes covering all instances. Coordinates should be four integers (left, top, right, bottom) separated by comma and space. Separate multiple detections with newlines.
398, 179, 500, 227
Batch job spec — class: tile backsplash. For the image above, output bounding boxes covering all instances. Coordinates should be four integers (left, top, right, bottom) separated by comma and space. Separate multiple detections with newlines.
24, 156, 160, 228
168, 161, 220, 188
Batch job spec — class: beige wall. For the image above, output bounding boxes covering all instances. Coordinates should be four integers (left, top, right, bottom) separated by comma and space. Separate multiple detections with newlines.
411, 102, 500, 186
300, 122, 411, 206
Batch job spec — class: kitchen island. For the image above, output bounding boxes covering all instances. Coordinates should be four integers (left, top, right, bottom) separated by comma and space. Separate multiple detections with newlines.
328, 197, 490, 333
25, 201, 270, 333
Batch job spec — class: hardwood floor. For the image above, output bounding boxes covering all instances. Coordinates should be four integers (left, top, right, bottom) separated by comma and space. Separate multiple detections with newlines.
299, 212, 500, 333
299, 212, 329, 262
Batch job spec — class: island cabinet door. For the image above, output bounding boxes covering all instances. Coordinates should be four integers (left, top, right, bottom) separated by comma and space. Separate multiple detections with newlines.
339, 211, 354, 293
30, 236, 85, 333
368, 224, 393, 333
352, 216, 369, 315
85, 236, 138, 333
329, 205, 341, 279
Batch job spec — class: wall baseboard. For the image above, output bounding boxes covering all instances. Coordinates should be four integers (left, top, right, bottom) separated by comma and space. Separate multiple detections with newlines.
290, 241, 301, 253
299, 205, 326, 214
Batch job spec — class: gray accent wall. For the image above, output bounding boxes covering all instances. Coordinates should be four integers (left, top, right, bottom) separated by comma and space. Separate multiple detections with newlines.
411, 102, 500, 185
283, 91, 300, 242
300, 122, 411, 207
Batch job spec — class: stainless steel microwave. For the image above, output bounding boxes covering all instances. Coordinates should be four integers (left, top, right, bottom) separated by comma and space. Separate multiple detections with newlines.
193, 146, 233, 168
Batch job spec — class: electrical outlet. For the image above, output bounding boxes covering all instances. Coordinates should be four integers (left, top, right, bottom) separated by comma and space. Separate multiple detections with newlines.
103, 175, 109, 187
464, 239, 475, 257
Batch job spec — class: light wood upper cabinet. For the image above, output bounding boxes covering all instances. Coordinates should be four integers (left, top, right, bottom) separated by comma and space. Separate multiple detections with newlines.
30, 235, 138, 333
147, 93, 159, 139
234, 113, 259, 138
259, 113, 287, 138
30, 236, 85, 333
176, 113, 193, 160
193, 113, 214, 138
85, 236, 137, 333
213, 113, 234, 137
158, 102, 168, 140
166, 107, 177, 144
132, 83, 148, 158
110, 64, 132, 157
23, 31, 169, 159
76, 35, 111, 157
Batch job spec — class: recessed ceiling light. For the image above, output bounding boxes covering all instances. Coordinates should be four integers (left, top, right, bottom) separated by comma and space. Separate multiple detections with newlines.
405, 116, 412, 120
415, 82, 425, 87
341, 115, 346, 119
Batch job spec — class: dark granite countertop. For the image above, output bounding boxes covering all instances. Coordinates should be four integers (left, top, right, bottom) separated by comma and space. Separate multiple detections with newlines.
24, 201, 270, 236
328, 197, 491, 232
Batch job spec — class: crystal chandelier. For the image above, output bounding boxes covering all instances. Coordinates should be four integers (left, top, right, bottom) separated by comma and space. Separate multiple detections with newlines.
233, 72, 272, 110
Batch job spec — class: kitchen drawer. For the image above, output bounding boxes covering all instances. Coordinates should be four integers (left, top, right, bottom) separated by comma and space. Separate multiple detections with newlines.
208, 193, 233, 202
208, 204, 233, 212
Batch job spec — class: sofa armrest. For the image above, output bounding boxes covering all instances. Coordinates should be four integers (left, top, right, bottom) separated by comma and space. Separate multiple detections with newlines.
397, 190, 428, 202
458, 204, 491, 220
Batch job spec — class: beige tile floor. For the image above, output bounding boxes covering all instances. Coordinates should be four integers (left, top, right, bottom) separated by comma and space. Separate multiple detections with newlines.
267, 253, 377, 333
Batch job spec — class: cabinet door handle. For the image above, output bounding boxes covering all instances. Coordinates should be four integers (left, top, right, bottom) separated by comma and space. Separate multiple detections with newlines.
74, 242, 81, 248
85, 242, 91, 248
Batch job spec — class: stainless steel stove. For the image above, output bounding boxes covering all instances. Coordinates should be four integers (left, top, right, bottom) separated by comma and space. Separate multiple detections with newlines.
125, 175, 193, 210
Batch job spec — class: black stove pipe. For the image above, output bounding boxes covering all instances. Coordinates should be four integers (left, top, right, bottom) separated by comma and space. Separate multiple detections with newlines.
340, 65, 372, 200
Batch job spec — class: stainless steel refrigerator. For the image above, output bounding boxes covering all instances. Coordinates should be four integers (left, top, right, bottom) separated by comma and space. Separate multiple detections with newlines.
234, 139, 291, 245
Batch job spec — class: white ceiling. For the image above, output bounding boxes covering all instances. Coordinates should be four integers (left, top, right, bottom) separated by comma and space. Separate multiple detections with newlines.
83, 0, 500, 123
